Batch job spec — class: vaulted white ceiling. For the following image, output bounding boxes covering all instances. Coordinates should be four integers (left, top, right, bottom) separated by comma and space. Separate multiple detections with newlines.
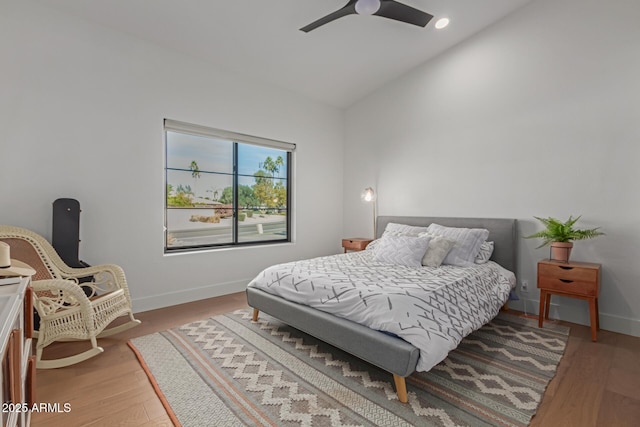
38, 0, 533, 108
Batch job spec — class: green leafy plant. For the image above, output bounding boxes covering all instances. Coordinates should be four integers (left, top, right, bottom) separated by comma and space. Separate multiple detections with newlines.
525, 216, 604, 248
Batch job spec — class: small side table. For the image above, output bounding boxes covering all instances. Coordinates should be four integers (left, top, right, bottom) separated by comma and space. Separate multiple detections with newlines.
537, 259, 601, 341
341, 238, 373, 253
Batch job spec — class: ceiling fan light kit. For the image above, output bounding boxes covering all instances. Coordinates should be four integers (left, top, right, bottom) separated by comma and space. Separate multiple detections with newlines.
435, 17, 450, 29
355, 0, 381, 15
300, 0, 434, 33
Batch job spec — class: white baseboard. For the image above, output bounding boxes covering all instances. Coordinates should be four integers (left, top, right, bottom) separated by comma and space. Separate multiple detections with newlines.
510, 298, 640, 338
131, 279, 250, 313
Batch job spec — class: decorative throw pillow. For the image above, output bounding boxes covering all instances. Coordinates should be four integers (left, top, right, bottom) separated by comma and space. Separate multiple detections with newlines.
418, 234, 457, 268
374, 234, 431, 267
365, 239, 380, 251
425, 223, 489, 267
475, 241, 494, 264
382, 222, 430, 237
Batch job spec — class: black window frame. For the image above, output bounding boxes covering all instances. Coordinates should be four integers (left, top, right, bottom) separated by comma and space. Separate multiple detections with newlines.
164, 119, 294, 253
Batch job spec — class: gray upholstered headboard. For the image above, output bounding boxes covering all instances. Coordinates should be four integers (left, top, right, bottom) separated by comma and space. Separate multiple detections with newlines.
376, 216, 518, 277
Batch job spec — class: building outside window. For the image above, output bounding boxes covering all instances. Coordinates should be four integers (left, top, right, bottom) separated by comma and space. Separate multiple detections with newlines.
164, 120, 294, 252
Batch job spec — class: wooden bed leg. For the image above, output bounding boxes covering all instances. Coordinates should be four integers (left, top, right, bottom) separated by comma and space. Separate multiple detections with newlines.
393, 374, 408, 403
252, 308, 259, 322
502, 302, 509, 311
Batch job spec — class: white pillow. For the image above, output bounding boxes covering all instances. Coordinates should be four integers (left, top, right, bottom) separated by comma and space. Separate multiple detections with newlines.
475, 241, 494, 264
418, 234, 457, 268
382, 222, 429, 237
365, 239, 380, 251
374, 234, 431, 267
425, 223, 489, 267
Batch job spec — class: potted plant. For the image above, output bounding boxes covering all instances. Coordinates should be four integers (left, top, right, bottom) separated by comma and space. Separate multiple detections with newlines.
524, 216, 604, 262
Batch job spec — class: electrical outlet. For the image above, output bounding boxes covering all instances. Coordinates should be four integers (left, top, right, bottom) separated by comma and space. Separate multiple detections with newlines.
521, 280, 529, 292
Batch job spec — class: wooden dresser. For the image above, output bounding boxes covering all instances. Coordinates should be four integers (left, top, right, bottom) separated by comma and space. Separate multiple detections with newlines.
0, 277, 35, 427
537, 259, 601, 341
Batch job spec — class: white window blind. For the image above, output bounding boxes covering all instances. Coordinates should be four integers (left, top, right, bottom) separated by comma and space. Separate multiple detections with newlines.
164, 119, 296, 152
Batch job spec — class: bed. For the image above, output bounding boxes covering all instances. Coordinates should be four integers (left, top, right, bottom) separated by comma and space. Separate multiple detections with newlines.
246, 216, 517, 402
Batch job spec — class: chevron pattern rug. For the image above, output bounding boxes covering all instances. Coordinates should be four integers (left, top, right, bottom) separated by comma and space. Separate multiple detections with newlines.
129, 309, 569, 427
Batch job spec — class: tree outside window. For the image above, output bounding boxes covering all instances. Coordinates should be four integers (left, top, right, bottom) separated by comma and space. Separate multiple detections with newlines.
164, 121, 292, 251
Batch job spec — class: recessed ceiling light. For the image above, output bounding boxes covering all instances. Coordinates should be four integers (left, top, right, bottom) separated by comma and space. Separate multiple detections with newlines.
435, 18, 450, 30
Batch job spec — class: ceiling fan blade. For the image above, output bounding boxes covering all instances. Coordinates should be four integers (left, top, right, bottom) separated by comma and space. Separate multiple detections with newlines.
375, 0, 434, 27
300, 0, 358, 32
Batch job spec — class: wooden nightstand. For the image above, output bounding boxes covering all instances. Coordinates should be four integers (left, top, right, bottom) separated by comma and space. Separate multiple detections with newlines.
341, 238, 373, 253
537, 259, 601, 341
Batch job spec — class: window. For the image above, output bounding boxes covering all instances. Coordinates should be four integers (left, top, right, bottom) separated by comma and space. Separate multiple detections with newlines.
164, 120, 294, 252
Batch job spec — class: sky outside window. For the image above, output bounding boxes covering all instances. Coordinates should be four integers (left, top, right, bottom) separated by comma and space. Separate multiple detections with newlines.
165, 125, 290, 251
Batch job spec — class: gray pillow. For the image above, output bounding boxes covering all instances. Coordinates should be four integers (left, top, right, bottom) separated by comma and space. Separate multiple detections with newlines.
425, 223, 489, 267
374, 234, 431, 267
475, 241, 494, 264
418, 234, 457, 268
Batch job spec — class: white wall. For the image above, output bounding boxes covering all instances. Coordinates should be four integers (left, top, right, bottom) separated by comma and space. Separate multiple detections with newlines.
344, 0, 640, 336
0, 0, 344, 312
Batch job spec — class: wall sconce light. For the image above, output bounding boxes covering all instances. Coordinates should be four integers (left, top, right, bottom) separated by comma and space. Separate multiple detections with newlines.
361, 187, 377, 239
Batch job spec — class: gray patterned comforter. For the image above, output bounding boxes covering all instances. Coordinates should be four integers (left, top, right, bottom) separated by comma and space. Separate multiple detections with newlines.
247, 250, 515, 372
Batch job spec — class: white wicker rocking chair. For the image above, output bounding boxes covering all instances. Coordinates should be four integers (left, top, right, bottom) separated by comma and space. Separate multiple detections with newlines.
0, 225, 141, 369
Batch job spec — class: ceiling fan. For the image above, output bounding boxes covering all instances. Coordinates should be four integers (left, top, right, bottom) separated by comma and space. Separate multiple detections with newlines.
300, 0, 433, 32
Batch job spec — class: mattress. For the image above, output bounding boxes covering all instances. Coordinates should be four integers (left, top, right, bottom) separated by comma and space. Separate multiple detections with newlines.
247, 249, 515, 372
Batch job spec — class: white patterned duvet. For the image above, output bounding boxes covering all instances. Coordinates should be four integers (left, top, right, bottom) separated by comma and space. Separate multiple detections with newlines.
247, 250, 515, 372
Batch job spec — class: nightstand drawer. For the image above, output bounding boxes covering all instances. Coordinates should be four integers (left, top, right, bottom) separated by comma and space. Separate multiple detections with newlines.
341, 238, 372, 252
538, 263, 598, 282
538, 277, 598, 296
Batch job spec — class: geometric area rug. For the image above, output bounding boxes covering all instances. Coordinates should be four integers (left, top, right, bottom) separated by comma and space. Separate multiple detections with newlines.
128, 309, 569, 427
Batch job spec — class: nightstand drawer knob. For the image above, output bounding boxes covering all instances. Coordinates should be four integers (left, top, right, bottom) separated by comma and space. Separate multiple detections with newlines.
559, 266, 574, 270
560, 279, 574, 283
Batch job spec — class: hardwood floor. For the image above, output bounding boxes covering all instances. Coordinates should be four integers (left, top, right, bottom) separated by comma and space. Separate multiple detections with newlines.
31, 292, 248, 427
32, 294, 640, 426
529, 315, 640, 427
